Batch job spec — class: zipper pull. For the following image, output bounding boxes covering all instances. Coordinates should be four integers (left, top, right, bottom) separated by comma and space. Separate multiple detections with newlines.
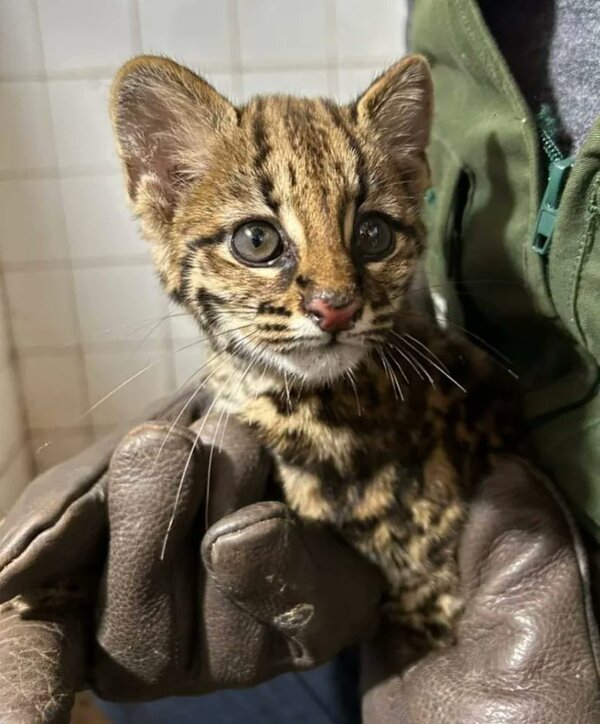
532, 104, 573, 257
532, 155, 574, 256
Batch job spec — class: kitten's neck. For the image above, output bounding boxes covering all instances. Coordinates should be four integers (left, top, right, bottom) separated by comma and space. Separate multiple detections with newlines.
202, 347, 287, 414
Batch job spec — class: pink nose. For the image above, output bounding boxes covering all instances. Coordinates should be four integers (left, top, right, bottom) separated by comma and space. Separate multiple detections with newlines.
304, 297, 362, 333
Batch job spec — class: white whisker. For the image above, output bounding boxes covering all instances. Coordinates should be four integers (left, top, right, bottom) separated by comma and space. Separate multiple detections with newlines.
397, 332, 467, 393
204, 357, 256, 529
159, 363, 239, 561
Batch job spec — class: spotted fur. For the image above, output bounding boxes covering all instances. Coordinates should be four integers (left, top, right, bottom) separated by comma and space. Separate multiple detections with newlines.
111, 55, 523, 648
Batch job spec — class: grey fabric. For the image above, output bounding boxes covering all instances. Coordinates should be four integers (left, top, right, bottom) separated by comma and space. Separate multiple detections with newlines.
550, 0, 600, 152
479, 0, 600, 153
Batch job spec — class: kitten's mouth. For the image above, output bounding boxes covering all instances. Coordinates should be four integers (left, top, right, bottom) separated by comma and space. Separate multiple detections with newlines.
273, 341, 365, 385
227, 310, 390, 386
249, 328, 378, 386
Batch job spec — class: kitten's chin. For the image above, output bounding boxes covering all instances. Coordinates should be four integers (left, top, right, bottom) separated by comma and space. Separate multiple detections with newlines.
271, 343, 365, 386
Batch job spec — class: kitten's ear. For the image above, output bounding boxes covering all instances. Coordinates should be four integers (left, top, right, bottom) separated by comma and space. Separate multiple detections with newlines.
110, 55, 237, 238
355, 55, 433, 156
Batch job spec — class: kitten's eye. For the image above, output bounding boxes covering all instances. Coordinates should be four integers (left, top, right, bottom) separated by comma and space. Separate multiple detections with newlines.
354, 216, 394, 261
231, 221, 283, 265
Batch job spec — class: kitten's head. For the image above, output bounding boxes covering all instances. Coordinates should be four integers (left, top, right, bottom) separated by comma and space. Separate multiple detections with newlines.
110, 55, 433, 386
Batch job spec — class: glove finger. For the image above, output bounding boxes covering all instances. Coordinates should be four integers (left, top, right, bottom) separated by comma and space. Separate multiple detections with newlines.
0, 592, 87, 723
93, 422, 206, 698
201, 501, 383, 685
362, 456, 600, 724
0, 386, 209, 603
190, 412, 271, 524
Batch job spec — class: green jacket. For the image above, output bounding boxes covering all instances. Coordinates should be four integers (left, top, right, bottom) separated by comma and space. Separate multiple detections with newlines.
411, 0, 600, 539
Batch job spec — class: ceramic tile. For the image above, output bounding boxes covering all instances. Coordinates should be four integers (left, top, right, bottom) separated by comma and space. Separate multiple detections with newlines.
242, 69, 329, 99
84, 348, 171, 428
73, 266, 165, 346
20, 353, 88, 429
31, 428, 92, 472
48, 78, 118, 170
238, 0, 327, 65
173, 342, 208, 390
335, 0, 407, 62
169, 311, 201, 343
37, 0, 134, 73
336, 66, 385, 102
0, 81, 56, 171
4, 269, 79, 349
0, 0, 44, 76
0, 179, 68, 263
0, 444, 33, 515
139, 0, 232, 68
0, 362, 25, 455
60, 175, 147, 260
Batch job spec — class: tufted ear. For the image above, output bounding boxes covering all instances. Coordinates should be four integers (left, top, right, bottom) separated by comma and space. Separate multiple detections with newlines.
355, 55, 433, 158
110, 55, 237, 239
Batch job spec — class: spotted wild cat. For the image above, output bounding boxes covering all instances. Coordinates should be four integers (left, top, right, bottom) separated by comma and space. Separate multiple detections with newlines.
110, 55, 523, 648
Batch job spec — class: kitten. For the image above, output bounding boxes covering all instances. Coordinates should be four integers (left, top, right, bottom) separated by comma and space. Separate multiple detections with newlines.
110, 55, 522, 648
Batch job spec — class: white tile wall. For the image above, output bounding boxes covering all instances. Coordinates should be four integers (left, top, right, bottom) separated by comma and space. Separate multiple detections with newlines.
48, 79, 119, 171
0, 178, 69, 263
73, 266, 165, 345
0, 0, 45, 77
335, 0, 408, 63
0, 0, 408, 488
37, 0, 136, 74
84, 348, 172, 430
242, 70, 330, 98
0, 349, 26, 455
238, 0, 328, 66
5, 268, 81, 349
20, 353, 89, 429
0, 82, 57, 171
138, 0, 233, 68
60, 175, 146, 260
0, 277, 32, 511
0, 447, 33, 514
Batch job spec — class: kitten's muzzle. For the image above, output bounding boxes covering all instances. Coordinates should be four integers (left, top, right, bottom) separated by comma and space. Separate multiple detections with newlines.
303, 295, 363, 333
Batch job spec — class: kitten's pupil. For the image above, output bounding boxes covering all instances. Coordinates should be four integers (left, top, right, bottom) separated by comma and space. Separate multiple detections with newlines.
249, 227, 264, 248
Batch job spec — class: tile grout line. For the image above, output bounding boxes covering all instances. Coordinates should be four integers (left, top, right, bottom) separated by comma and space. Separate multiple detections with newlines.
325, 0, 339, 97
0, 0, 42, 482
30, 0, 96, 458
3, 256, 151, 272
0, 264, 34, 482
128, 0, 143, 54
227, 0, 244, 98
131, 0, 178, 393
0, 437, 32, 491
0, 58, 394, 84
15, 340, 177, 358
0, 165, 120, 181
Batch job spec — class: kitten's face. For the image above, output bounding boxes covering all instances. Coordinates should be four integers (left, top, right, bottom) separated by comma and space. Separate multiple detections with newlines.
111, 56, 432, 385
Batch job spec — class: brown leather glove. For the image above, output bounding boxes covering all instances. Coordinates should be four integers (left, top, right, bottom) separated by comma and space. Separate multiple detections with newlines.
0, 391, 381, 723
362, 457, 600, 724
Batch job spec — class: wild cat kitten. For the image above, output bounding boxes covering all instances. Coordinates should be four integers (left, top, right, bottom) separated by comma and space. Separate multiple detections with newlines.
110, 55, 522, 648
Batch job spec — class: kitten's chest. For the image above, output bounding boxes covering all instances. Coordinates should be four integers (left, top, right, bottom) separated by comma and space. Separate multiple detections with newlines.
235, 372, 429, 523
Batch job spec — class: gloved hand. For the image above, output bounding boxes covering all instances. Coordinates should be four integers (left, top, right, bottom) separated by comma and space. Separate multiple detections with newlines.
361, 456, 600, 724
0, 391, 382, 723
2, 392, 600, 724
